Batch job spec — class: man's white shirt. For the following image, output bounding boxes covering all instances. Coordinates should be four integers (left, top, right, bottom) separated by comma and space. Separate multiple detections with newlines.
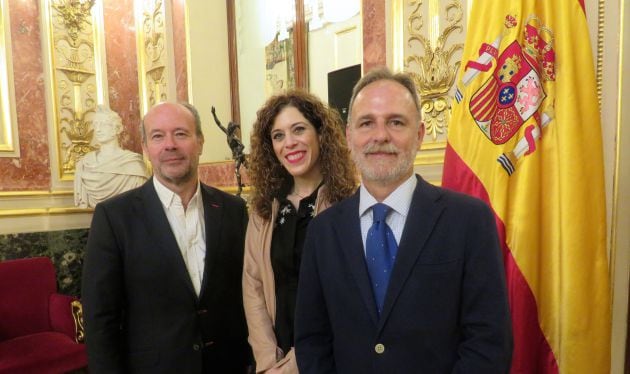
154, 178, 206, 296
358, 174, 417, 254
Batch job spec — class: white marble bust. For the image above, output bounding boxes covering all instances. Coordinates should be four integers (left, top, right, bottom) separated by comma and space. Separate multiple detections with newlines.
74, 106, 148, 208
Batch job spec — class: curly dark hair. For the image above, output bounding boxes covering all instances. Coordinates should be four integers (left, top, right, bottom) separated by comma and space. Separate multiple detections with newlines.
249, 89, 357, 220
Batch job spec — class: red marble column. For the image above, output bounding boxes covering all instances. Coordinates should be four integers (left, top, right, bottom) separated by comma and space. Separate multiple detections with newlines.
0, 0, 50, 191
103, 0, 142, 153
171, 0, 188, 103
362, 0, 387, 72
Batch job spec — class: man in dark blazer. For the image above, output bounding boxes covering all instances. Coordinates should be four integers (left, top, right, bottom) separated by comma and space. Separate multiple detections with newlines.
295, 69, 512, 373
82, 102, 252, 373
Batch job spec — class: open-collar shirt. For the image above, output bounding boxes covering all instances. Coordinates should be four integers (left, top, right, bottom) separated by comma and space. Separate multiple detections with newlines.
153, 177, 206, 296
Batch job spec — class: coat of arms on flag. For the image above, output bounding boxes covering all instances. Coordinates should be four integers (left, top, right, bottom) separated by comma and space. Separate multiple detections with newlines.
457, 15, 556, 175
444, 1, 611, 372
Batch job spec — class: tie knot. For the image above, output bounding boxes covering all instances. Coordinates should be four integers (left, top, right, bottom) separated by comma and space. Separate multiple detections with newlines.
371, 203, 390, 223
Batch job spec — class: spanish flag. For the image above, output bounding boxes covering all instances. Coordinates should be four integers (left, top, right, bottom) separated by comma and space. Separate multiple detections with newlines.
442, 1, 611, 373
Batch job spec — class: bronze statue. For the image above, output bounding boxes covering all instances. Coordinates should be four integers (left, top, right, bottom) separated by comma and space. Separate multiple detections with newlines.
211, 106, 248, 197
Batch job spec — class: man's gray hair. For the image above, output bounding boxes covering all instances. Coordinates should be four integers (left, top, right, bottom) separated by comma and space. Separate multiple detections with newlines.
140, 102, 204, 144
347, 67, 422, 124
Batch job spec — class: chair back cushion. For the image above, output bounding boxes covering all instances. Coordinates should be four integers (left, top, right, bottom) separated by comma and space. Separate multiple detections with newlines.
0, 257, 57, 339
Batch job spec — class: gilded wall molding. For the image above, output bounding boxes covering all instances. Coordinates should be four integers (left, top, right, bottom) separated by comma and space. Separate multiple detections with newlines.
0, 185, 239, 218
405, 0, 463, 142
41, 0, 108, 181
393, 0, 466, 166
0, 190, 72, 198
135, 0, 177, 115
0, 189, 89, 222
0, 0, 19, 157
0, 207, 91, 217
596, 0, 604, 106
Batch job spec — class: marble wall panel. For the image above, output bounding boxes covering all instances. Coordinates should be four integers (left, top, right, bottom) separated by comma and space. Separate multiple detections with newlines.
362, 0, 387, 72
0, 0, 49, 191
172, 0, 188, 102
103, 0, 142, 153
0, 0, 248, 193
199, 162, 249, 188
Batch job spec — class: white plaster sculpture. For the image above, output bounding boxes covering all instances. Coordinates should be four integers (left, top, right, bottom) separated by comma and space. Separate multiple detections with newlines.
74, 105, 148, 208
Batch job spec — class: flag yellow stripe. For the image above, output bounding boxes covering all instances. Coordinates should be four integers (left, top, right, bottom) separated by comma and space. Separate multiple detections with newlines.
446, 0, 611, 372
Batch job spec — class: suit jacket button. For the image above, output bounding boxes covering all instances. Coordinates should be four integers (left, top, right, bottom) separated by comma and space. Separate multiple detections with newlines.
193, 344, 200, 351
374, 343, 385, 354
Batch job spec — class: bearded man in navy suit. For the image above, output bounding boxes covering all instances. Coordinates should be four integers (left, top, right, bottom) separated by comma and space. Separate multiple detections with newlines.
294, 68, 512, 373
82, 102, 252, 373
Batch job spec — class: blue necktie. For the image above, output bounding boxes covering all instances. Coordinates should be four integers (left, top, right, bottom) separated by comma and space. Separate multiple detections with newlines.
366, 203, 398, 316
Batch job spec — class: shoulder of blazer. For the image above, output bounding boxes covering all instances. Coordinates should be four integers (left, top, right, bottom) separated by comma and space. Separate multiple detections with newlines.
412, 176, 443, 203
199, 182, 247, 210
310, 187, 359, 227
414, 175, 491, 215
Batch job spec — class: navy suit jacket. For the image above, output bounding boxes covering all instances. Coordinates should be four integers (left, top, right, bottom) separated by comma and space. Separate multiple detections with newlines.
82, 179, 252, 373
295, 176, 512, 373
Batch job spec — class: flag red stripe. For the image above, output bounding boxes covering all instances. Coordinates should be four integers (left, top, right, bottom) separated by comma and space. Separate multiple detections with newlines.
474, 97, 497, 121
470, 83, 499, 121
472, 88, 498, 118
442, 143, 559, 374
470, 80, 498, 109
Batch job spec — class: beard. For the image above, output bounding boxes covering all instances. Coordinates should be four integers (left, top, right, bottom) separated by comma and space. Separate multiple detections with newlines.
155, 155, 197, 186
351, 140, 418, 184
158, 166, 195, 186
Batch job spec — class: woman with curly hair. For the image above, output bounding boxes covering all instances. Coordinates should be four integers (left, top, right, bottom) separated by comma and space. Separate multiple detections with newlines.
243, 90, 356, 373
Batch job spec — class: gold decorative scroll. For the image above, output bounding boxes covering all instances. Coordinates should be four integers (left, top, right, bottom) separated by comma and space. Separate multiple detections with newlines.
42, 0, 107, 180
71, 299, 85, 343
0, 0, 19, 157
393, 0, 466, 167
405, 0, 463, 143
135, 0, 176, 115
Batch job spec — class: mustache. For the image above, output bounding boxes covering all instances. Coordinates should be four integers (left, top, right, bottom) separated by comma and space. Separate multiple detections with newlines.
362, 142, 399, 154
159, 151, 185, 161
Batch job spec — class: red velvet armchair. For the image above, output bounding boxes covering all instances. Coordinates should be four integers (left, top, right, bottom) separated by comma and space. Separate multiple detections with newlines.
0, 257, 87, 373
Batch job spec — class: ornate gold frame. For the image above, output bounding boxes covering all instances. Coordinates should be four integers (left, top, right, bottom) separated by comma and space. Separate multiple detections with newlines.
392, 0, 465, 167
134, 0, 177, 116
0, 0, 19, 157
40, 0, 108, 181
227, 0, 311, 128
71, 300, 85, 343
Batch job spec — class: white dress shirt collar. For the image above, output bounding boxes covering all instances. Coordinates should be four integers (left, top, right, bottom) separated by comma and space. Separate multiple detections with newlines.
359, 174, 417, 218
153, 177, 202, 210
